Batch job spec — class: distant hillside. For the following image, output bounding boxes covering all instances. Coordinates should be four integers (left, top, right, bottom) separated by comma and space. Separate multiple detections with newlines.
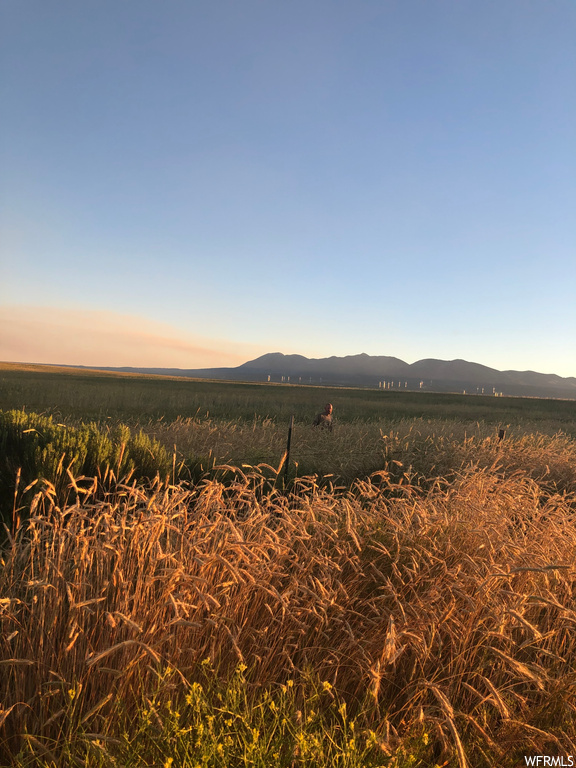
84, 353, 576, 400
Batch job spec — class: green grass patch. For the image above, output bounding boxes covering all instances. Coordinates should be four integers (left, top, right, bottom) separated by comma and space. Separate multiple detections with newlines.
9, 663, 431, 767
0, 410, 177, 527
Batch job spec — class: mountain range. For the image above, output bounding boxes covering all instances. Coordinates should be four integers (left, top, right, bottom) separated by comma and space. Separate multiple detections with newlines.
93, 353, 576, 400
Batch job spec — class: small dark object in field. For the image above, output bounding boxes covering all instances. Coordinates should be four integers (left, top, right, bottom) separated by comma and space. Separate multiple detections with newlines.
314, 403, 334, 432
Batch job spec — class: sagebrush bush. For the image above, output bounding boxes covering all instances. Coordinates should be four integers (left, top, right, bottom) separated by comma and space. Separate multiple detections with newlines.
0, 411, 174, 526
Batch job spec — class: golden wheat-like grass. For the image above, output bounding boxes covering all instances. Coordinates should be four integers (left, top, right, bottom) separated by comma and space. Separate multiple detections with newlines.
2, 462, 576, 765
144, 416, 576, 494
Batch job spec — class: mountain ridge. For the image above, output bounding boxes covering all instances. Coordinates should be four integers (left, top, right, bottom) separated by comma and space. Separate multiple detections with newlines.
73, 352, 576, 400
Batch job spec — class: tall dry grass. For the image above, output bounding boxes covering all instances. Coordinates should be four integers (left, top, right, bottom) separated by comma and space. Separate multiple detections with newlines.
2, 462, 576, 765
145, 415, 576, 493
379, 420, 576, 494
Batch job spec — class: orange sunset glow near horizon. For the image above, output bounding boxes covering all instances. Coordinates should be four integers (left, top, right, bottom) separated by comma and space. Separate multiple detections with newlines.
0, 306, 271, 370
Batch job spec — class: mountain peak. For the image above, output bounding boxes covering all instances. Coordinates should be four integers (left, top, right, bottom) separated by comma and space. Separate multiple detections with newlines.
88, 352, 576, 400
217, 352, 576, 398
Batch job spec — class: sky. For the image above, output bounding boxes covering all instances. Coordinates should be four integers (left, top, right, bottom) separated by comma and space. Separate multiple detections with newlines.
1, 0, 575, 376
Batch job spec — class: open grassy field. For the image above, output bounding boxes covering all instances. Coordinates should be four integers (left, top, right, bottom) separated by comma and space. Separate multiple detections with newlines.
2, 363, 576, 766
3, 465, 576, 767
2, 362, 576, 430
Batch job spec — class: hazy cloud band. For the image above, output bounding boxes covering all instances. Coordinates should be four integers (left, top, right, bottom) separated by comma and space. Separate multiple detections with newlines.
0, 306, 268, 369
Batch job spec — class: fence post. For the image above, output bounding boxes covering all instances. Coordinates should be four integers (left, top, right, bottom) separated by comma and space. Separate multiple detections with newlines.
284, 415, 294, 486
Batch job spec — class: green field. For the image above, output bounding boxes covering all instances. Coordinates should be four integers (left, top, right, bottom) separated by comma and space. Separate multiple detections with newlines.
2, 363, 576, 767
2, 361, 576, 429
2, 362, 576, 513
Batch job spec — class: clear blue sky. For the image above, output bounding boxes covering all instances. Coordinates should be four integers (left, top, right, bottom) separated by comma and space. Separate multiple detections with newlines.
2, 0, 575, 376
